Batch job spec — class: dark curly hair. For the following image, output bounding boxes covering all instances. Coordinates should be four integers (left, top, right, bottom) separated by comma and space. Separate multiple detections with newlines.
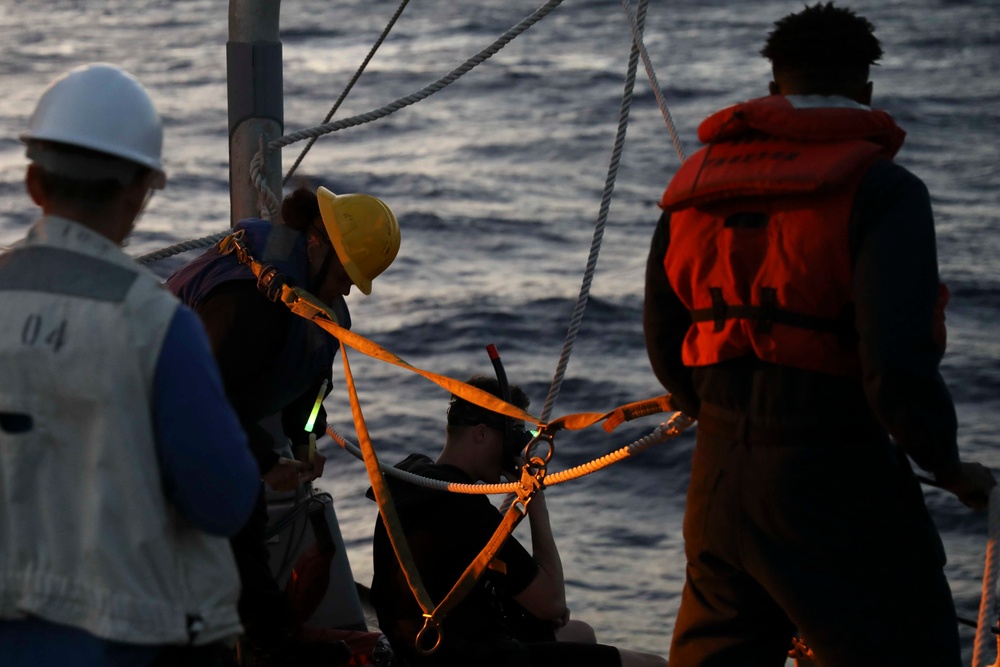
281, 185, 321, 232
761, 3, 882, 95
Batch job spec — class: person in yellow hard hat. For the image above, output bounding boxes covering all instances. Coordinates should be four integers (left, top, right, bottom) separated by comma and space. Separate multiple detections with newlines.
166, 184, 400, 664
316, 185, 399, 297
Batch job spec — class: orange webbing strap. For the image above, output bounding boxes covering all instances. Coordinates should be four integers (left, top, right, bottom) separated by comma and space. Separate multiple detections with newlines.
337, 344, 437, 628
283, 286, 542, 427
339, 341, 535, 655
220, 230, 674, 434
416, 498, 529, 654
221, 234, 677, 652
552, 394, 679, 434
283, 282, 675, 436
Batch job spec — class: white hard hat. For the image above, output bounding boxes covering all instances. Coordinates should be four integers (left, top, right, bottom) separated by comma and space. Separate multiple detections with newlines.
21, 63, 165, 188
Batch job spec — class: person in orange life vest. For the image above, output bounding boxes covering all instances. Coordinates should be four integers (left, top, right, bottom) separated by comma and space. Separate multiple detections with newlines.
643, 4, 995, 666
166, 185, 400, 664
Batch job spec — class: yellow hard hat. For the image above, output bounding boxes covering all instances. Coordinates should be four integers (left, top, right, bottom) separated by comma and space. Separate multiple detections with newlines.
316, 186, 400, 295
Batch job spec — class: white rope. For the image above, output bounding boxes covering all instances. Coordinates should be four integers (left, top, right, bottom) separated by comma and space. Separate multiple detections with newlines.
267, 0, 564, 153
326, 410, 693, 495
248, 0, 565, 232
973, 486, 1000, 667
134, 230, 230, 265
539, 0, 647, 422
284, 0, 412, 185
251, 136, 282, 222
545, 411, 695, 484
619, 0, 687, 162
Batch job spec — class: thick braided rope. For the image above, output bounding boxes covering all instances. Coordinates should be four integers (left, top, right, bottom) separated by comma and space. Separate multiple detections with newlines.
134, 230, 230, 265
249, 0, 565, 229
250, 142, 282, 222
973, 486, 1000, 667
267, 0, 564, 153
620, 0, 687, 162
545, 411, 694, 484
326, 409, 693, 495
284, 0, 412, 185
539, 0, 647, 422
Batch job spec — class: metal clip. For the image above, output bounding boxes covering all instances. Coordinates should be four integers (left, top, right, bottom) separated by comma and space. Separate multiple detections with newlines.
216, 234, 236, 255
256, 264, 286, 302
513, 438, 551, 514
522, 430, 554, 468
415, 615, 443, 655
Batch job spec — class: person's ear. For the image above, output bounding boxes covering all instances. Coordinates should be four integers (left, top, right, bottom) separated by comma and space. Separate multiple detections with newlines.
768, 80, 781, 96
473, 423, 489, 443
25, 164, 46, 207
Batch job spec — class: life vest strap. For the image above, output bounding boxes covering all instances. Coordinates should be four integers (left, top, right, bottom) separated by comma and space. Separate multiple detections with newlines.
693, 288, 849, 336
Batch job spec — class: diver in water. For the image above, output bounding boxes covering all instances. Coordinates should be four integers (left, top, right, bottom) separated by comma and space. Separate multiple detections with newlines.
167, 184, 400, 665
643, 3, 996, 665
0, 63, 259, 666
369, 374, 668, 667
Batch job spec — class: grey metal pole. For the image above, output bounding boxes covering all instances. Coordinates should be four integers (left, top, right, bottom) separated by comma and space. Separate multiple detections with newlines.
227, 0, 283, 226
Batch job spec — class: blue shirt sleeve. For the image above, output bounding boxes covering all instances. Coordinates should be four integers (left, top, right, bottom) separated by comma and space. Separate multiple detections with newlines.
152, 304, 259, 536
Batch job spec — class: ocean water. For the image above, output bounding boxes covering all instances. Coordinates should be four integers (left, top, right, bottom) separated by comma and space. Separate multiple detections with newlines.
1, 0, 998, 662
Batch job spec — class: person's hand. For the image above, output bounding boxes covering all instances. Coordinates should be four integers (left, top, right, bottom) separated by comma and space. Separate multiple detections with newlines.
263, 459, 302, 492
263, 452, 326, 492
300, 451, 326, 484
933, 460, 996, 510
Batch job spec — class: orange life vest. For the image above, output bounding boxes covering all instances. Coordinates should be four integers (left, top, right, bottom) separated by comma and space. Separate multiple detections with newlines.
660, 95, 906, 377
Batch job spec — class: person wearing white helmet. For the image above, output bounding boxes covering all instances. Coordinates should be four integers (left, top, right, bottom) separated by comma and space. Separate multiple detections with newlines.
165, 184, 400, 664
0, 63, 259, 667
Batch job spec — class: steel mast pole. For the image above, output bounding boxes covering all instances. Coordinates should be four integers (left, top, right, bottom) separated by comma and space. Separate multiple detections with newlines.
227, 0, 283, 226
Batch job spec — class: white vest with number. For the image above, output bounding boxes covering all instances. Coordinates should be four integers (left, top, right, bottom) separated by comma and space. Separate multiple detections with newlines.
0, 216, 242, 646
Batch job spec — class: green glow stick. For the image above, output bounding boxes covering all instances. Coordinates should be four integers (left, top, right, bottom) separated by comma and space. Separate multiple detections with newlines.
305, 379, 328, 432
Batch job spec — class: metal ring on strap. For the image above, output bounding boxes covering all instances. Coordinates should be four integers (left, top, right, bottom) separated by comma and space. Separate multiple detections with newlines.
416, 615, 443, 656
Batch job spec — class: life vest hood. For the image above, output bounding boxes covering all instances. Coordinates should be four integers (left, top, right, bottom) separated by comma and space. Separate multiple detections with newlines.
662, 96, 905, 212
698, 94, 905, 149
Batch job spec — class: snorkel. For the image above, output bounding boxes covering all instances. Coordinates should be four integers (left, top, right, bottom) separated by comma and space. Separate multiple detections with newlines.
486, 344, 532, 475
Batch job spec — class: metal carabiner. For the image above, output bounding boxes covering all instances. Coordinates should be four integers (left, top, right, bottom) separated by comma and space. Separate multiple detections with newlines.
521, 430, 554, 470
415, 615, 443, 655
